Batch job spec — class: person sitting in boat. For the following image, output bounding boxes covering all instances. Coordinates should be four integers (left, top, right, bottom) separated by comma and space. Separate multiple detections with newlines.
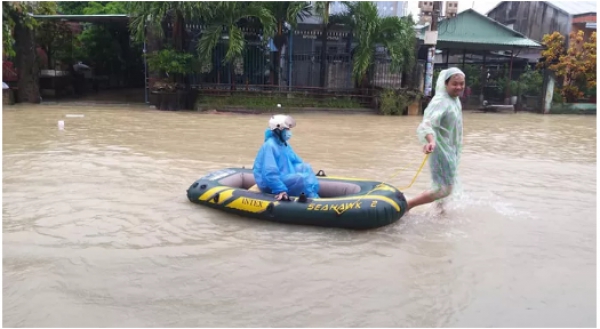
252, 114, 320, 201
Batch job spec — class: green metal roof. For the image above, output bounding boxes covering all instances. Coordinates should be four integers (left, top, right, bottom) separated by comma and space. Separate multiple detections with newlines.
416, 9, 543, 51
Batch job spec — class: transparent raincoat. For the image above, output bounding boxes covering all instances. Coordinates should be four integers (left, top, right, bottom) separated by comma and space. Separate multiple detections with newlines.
417, 67, 464, 191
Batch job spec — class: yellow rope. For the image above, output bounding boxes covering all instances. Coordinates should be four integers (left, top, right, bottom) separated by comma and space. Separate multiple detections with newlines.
334, 153, 430, 216
394, 153, 430, 191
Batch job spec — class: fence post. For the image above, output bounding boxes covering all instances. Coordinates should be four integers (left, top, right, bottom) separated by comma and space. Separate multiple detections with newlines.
288, 28, 293, 92
541, 69, 556, 114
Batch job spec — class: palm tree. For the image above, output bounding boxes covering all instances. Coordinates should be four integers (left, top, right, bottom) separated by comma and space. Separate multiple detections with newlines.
127, 2, 209, 89
197, 2, 276, 89
127, 2, 209, 52
341, 1, 415, 89
127, 2, 211, 110
264, 1, 312, 86
312, 1, 331, 89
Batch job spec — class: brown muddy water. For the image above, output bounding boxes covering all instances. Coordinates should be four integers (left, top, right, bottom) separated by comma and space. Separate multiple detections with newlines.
2, 105, 596, 327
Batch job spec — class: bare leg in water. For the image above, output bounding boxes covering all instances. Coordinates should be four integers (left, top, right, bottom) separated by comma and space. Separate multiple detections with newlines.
406, 185, 452, 213
434, 199, 446, 215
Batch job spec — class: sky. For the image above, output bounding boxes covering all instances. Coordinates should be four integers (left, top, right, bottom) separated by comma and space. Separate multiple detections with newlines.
406, 0, 501, 18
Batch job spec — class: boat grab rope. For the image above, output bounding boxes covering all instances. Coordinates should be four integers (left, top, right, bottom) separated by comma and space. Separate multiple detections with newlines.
334, 153, 430, 216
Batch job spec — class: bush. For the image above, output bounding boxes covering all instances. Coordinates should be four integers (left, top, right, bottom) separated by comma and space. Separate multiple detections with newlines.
518, 66, 544, 96
379, 88, 422, 115
195, 94, 363, 110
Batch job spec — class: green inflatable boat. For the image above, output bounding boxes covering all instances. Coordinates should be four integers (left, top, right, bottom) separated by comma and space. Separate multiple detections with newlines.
186, 168, 408, 230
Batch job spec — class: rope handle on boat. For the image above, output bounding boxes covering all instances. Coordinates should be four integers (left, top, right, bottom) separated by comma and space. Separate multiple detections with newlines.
334, 153, 430, 216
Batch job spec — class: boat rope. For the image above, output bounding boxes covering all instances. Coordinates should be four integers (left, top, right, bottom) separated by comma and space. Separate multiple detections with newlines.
386, 152, 430, 191
334, 153, 430, 216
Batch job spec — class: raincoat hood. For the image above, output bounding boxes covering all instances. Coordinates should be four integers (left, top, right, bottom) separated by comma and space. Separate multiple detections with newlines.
434, 67, 465, 100
264, 128, 274, 142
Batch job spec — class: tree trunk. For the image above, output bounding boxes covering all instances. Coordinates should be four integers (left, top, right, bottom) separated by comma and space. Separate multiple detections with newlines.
272, 23, 287, 87
14, 18, 40, 103
173, 12, 184, 51
401, 71, 408, 88
147, 22, 163, 106
230, 62, 236, 91
273, 50, 281, 87
173, 12, 185, 87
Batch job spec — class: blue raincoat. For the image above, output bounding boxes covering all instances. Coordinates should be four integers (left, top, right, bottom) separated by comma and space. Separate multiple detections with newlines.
253, 128, 320, 198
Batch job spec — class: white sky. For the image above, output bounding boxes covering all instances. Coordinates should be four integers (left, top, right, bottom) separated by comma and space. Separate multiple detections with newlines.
405, 0, 501, 18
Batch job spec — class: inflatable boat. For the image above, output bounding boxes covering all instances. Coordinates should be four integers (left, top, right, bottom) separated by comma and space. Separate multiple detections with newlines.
186, 168, 408, 230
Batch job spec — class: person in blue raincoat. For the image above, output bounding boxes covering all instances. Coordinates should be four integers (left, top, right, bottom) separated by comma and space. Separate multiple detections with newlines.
253, 114, 320, 200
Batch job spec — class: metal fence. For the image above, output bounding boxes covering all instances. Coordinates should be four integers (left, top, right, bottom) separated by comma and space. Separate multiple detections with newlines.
430, 63, 545, 110
161, 23, 405, 96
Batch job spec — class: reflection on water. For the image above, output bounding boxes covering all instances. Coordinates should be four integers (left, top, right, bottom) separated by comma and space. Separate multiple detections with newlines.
3, 105, 596, 327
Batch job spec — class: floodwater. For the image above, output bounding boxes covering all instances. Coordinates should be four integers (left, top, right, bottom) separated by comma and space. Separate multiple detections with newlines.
2, 105, 596, 328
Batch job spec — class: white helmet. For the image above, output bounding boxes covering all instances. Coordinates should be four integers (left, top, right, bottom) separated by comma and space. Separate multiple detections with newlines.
268, 114, 296, 130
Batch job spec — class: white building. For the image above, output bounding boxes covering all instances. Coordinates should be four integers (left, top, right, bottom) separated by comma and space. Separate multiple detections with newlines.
329, 1, 409, 17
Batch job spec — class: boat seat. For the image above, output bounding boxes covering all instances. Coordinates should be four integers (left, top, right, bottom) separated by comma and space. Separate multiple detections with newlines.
317, 180, 361, 197
248, 184, 261, 192
217, 172, 362, 197
218, 172, 257, 189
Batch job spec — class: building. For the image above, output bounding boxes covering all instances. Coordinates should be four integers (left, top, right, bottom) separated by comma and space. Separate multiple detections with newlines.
328, 1, 347, 15
486, 1, 597, 60
417, 1, 433, 24
444, 1, 458, 18
375, 1, 409, 17
418, 1, 458, 24
329, 1, 409, 17
398, 1, 410, 17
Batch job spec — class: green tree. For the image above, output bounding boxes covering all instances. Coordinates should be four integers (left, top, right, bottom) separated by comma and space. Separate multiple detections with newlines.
312, 1, 332, 88
72, 2, 130, 76
264, 1, 312, 85
56, 1, 89, 15
127, 2, 210, 90
339, 1, 415, 89
3, 1, 58, 103
127, 1, 209, 51
538, 30, 597, 102
197, 2, 276, 89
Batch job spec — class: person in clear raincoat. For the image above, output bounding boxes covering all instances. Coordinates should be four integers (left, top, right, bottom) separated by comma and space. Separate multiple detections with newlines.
252, 114, 320, 201
407, 67, 465, 211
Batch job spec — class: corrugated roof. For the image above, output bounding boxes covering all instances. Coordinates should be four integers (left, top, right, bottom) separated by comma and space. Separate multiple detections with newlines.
545, 1, 597, 15
416, 9, 542, 50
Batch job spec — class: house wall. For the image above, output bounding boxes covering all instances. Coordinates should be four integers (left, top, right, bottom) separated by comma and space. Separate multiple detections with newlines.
572, 13, 596, 24
487, 2, 572, 59
487, 1, 572, 42
571, 14, 596, 43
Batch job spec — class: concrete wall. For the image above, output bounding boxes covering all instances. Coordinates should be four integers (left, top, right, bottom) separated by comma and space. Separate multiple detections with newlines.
550, 103, 597, 114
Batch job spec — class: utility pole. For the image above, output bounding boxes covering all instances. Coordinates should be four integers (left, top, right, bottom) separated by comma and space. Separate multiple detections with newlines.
424, 1, 441, 97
